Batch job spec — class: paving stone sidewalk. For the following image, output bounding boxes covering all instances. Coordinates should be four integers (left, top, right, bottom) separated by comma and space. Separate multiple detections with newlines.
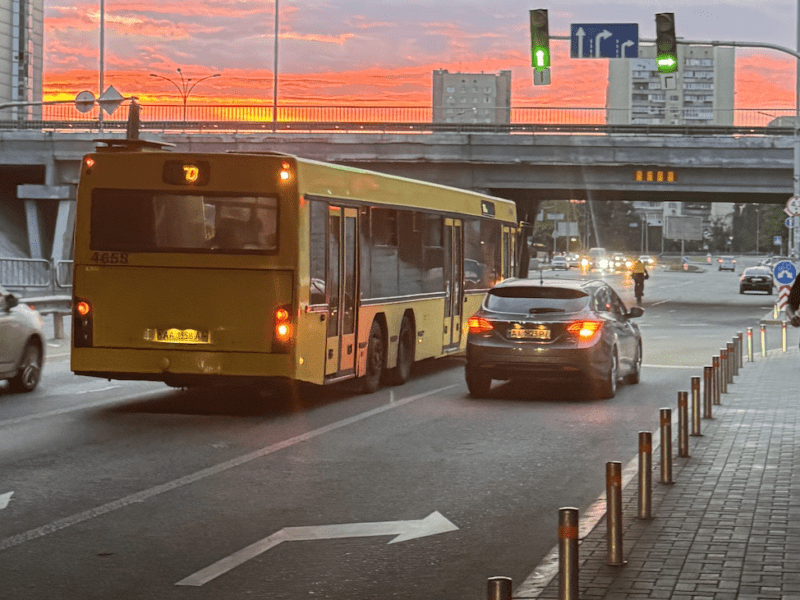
533, 345, 800, 600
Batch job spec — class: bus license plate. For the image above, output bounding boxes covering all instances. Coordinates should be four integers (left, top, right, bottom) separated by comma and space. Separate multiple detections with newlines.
146, 328, 211, 344
508, 328, 550, 340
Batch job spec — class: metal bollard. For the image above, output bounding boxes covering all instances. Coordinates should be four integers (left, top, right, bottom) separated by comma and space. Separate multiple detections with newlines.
638, 431, 652, 520
719, 348, 728, 394
558, 508, 579, 600
606, 461, 625, 566
747, 327, 753, 362
660, 408, 673, 484
783, 322, 788, 352
712, 356, 721, 405
760, 325, 767, 357
731, 338, 739, 376
677, 392, 690, 458
737, 332, 744, 369
726, 342, 735, 383
487, 576, 513, 600
691, 376, 702, 436
703, 366, 714, 419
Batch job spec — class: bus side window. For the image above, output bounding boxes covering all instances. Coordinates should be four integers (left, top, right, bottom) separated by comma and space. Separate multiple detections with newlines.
309, 200, 328, 305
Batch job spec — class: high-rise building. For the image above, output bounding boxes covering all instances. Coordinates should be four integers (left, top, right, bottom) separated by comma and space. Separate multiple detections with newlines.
432, 69, 511, 124
0, 0, 44, 120
607, 45, 734, 126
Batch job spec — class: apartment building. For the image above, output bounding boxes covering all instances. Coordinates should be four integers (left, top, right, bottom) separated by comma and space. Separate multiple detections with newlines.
607, 44, 734, 126
0, 0, 44, 119
432, 69, 511, 124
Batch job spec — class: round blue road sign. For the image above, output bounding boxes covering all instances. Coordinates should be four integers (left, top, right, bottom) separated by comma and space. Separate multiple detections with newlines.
774, 261, 797, 285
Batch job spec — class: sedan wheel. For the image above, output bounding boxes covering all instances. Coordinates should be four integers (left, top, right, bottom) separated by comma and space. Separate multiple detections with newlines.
625, 341, 642, 385
465, 368, 492, 398
594, 348, 618, 399
9, 341, 42, 393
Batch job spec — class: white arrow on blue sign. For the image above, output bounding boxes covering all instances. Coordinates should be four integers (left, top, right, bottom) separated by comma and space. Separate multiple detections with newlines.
774, 260, 797, 285
571, 24, 639, 59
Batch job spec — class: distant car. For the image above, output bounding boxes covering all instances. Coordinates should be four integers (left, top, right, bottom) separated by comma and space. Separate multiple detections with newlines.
611, 253, 631, 272
551, 256, 569, 270
739, 266, 774, 294
465, 278, 644, 399
639, 255, 655, 267
567, 253, 581, 268
718, 256, 736, 271
0, 285, 45, 393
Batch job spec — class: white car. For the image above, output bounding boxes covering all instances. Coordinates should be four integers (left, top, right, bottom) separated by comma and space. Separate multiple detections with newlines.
0, 285, 45, 392
551, 256, 569, 270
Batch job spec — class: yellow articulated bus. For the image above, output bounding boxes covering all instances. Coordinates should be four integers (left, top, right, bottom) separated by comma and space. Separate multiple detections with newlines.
71, 143, 519, 392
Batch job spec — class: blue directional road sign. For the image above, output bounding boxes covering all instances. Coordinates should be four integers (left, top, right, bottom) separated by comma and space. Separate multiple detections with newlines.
571, 23, 639, 59
774, 260, 797, 285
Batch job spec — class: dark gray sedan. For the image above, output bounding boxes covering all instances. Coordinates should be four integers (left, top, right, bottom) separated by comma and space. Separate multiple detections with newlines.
739, 266, 774, 294
465, 278, 643, 399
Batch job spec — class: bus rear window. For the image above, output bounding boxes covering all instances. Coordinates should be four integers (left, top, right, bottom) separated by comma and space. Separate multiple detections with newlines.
90, 190, 278, 253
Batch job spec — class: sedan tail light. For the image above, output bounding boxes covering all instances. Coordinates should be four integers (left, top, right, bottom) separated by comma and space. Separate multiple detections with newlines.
566, 320, 603, 341
467, 316, 494, 334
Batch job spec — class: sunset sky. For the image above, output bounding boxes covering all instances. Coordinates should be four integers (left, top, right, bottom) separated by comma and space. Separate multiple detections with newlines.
42, 0, 800, 110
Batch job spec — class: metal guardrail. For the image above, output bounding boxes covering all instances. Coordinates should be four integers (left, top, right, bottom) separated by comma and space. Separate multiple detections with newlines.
0, 258, 72, 294
0, 104, 799, 133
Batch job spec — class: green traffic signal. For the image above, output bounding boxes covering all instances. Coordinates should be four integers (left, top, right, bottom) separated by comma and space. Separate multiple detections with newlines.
530, 9, 550, 71
655, 12, 677, 73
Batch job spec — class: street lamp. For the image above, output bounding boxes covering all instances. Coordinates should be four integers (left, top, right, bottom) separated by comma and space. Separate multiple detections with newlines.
149, 69, 221, 121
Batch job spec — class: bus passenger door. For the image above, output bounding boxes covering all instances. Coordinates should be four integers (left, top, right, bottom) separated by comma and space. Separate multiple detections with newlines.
325, 206, 357, 377
442, 218, 463, 351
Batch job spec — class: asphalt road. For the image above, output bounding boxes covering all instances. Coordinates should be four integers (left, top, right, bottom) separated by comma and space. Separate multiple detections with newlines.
0, 262, 784, 600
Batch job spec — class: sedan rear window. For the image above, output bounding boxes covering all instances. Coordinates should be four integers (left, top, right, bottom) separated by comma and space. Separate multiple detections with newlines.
486, 286, 590, 314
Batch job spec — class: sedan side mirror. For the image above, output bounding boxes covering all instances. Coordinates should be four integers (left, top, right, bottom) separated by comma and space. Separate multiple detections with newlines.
4, 294, 18, 311
627, 306, 644, 319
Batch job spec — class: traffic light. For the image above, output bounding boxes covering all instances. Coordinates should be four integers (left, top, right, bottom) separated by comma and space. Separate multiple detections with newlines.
530, 9, 550, 71
655, 12, 678, 73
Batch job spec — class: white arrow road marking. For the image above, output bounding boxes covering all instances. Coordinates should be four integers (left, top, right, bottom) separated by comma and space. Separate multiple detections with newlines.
575, 27, 586, 58
0, 492, 13, 510
176, 512, 459, 587
595, 30, 612, 57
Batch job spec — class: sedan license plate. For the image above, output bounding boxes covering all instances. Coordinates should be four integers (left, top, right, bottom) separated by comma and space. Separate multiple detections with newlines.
145, 328, 211, 344
508, 328, 551, 340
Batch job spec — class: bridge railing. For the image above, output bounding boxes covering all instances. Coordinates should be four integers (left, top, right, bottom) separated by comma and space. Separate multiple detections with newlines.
1, 104, 799, 132
0, 258, 72, 295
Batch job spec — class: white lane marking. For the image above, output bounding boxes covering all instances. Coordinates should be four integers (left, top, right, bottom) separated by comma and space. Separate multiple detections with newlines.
74, 385, 121, 395
0, 388, 167, 429
177, 511, 459, 586
0, 385, 456, 552
678, 324, 711, 327
0, 492, 13, 510
516, 428, 663, 597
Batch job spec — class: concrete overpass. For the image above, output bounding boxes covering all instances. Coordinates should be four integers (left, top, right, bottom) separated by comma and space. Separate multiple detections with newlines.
0, 130, 795, 259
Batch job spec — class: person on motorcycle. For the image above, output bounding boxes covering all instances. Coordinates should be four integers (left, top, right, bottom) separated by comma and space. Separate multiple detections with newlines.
631, 258, 649, 302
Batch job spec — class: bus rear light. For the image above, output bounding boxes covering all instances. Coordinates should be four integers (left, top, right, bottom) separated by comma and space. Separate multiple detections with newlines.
279, 161, 293, 182
273, 305, 293, 352
467, 316, 494, 334
73, 298, 94, 348
566, 320, 603, 342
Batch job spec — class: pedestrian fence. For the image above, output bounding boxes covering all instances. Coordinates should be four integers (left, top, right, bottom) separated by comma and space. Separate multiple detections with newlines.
0, 257, 72, 294
483, 323, 794, 600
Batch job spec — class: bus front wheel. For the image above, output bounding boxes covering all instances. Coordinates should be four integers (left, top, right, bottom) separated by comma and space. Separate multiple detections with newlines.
361, 320, 385, 393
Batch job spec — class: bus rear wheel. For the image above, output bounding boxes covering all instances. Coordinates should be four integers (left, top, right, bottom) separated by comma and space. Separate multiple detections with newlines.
361, 320, 385, 394
386, 316, 415, 386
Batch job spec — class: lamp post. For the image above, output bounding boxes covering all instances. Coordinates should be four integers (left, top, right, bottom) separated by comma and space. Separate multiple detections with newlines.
149, 69, 221, 121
